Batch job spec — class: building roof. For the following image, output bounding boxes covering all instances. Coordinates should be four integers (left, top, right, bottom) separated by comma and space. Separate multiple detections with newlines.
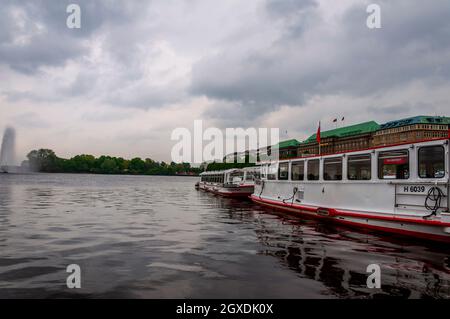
303, 121, 380, 144
274, 139, 300, 149
380, 115, 450, 130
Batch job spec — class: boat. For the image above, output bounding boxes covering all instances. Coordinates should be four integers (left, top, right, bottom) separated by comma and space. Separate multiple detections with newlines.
251, 137, 450, 242
198, 168, 257, 197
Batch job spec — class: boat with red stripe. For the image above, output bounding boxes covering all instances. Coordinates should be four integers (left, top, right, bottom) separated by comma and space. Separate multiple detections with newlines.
197, 168, 257, 198
251, 138, 450, 242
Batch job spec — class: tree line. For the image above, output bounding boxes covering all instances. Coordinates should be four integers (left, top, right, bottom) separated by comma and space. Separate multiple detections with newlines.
25, 149, 202, 176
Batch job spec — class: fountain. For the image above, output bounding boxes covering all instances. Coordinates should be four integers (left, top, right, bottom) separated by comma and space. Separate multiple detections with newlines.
0, 127, 16, 173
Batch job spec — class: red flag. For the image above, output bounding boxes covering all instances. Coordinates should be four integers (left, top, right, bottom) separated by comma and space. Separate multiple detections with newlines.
316, 122, 321, 144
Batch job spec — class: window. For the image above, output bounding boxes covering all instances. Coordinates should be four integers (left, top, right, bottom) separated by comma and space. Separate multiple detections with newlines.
418, 146, 445, 178
229, 171, 243, 183
378, 150, 409, 179
348, 154, 371, 180
245, 171, 255, 181
307, 159, 320, 180
254, 167, 261, 180
291, 161, 305, 181
267, 164, 277, 180
261, 165, 269, 180
323, 157, 342, 180
278, 163, 289, 180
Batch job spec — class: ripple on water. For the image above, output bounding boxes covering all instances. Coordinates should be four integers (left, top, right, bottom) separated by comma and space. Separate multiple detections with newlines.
0, 174, 450, 298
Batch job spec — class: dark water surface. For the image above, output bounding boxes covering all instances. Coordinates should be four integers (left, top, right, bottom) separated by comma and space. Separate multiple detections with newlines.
0, 173, 449, 299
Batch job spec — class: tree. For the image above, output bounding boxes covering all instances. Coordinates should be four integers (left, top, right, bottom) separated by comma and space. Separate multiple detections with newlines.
129, 157, 145, 174
25, 149, 201, 176
27, 149, 59, 172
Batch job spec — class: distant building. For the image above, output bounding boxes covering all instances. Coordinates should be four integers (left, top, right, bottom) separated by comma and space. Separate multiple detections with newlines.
223, 150, 257, 163
222, 115, 450, 164
257, 139, 300, 161
298, 121, 380, 156
293, 116, 450, 157
372, 115, 450, 147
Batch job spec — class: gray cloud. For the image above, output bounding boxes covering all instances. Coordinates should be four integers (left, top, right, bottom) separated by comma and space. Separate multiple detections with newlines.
191, 0, 450, 122
0, 0, 148, 73
1, 0, 450, 161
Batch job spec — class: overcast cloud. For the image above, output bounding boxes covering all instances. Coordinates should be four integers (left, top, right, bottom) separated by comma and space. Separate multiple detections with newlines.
0, 0, 449, 163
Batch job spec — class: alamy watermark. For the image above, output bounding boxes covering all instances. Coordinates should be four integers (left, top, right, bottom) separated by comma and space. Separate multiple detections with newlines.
366, 4, 381, 29
66, 264, 81, 289
65, 3, 379, 30
171, 120, 280, 164
366, 264, 381, 289
66, 4, 81, 29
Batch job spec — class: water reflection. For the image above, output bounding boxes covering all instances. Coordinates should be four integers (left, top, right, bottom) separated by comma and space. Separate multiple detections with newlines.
0, 176, 12, 230
0, 174, 449, 299
211, 194, 450, 298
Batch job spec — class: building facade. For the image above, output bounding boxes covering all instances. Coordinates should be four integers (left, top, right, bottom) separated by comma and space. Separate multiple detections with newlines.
294, 116, 449, 158
297, 121, 380, 156
372, 116, 450, 147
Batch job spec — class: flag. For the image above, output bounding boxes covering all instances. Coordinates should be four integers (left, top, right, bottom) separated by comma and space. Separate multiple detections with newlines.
333, 118, 337, 123
316, 122, 321, 144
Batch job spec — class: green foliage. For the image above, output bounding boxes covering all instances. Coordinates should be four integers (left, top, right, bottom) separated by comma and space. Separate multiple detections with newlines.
26, 149, 202, 176
27, 149, 59, 172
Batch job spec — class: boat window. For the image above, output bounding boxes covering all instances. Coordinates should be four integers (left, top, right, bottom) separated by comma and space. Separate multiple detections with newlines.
229, 171, 244, 183
378, 150, 409, 179
348, 154, 371, 180
261, 165, 267, 180
418, 146, 445, 178
253, 167, 261, 180
278, 163, 289, 180
245, 171, 255, 181
324, 157, 342, 180
267, 164, 277, 180
291, 161, 304, 181
307, 159, 320, 180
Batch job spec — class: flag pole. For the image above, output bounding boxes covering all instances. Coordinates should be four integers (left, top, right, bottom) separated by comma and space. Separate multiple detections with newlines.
316, 121, 321, 156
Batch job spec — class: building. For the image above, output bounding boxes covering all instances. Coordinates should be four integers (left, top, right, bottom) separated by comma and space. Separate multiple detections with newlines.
298, 121, 380, 156
277, 139, 301, 159
227, 115, 449, 164
257, 139, 300, 161
373, 115, 450, 147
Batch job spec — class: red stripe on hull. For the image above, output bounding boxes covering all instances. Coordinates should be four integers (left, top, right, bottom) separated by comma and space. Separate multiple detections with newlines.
251, 195, 450, 243
250, 195, 450, 227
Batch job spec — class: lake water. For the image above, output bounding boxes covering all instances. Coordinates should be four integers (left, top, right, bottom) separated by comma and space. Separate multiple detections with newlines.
0, 173, 449, 298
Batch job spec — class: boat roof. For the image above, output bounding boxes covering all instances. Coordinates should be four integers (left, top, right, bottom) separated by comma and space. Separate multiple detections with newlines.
200, 169, 243, 176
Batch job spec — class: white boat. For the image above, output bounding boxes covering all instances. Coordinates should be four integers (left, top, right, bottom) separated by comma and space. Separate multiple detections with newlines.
198, 168, 257, 198
251, 138, 450, 242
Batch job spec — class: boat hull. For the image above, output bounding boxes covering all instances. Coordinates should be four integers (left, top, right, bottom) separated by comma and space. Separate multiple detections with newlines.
251, 194, 450, 243
199, 182, 254, 197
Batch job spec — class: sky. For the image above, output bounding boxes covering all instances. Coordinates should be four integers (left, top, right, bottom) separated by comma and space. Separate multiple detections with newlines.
0, 0, 449, 164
